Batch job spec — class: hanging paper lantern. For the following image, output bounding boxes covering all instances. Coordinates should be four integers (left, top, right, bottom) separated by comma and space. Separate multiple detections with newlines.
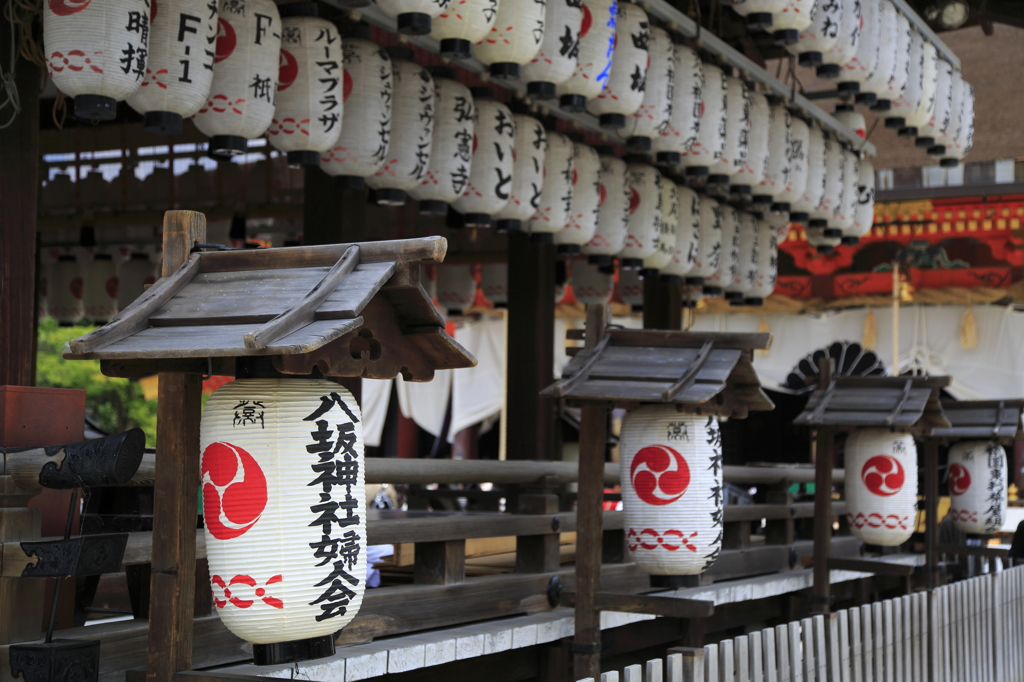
436, 265, 478, 315
376, 0, 450, 36
746, 220, 777, 305
450, 88, 515, 228
941, 80, 974, 167
687, 194, 723, 285
50, 255, 83, 326
556, 0, 617, 112
83, 253, 120, 325
789, 123, 825, 223
621, 408, 723, 575
408, 67, 475, 215
527, 130, 575, 239
680, 62, 727, 180
192, 0, 281, 157
835, 149, 859, 240
900, 40, 939, 140
763, 207, 792, 241
493, 113, 546, 232
753, 99, 790, 206
724, 212, 759, 301
851, 157, 875, 239
844, 430, 917, 546
660, 184, 699, 280
617, 163, 663, 268
807, 225, 841, 253
947, 441, 1008, 535
641, 177, 678, 275
931, 69, 964, 157
571, 260, 613, 305
855, 0, 899, 106
126, 0, 218, 134
882, 27, 924, 130
582, 153, 630, 267
785, 0, 841, 68
586, 2, 649, 129
554, 142, 602, 253
200, 378, 365, 662
768, 0, 815, 46
521, 0, 583, 99
833, 104, 866, 139
266, 11, 344, 167
703, 204, 740, 296
366, 49, 435, 206
431, 0, 499, 59
706, 75, 750, 188
771, 112, 808, 214
728, 0, 787, 31
836, 0, 879, 96
809, 135, 844, 233
319, 36, 393, 188
43, 0, 151, 121
916, 58, 954, 151
118, 252, 157, 311
472, 0, 545, 80
480, 263, 508, 307
817, 0, 860, 80
618, 268, 644, 310
652, 42, 702, 166
618, 25, 672, 153
731, 90, 770, 198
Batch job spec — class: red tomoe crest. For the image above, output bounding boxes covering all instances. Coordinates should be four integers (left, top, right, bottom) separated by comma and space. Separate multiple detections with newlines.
630, 445, 690, 506
105, 276, 119, 300
215, 18, 236, 63
628, 186, 641, 214
69, 276, 83, 299
579, 3, 592, 39
949, 463, 971, 496
342, 69, 353, 102
861, 455, 905, 497
278, 49, 298, 91
201, 442, 268, 540
598, 183, 607, 206
47, 0, 90, 17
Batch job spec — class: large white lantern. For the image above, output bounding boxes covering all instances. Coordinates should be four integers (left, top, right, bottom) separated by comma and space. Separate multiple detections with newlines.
319, 35, 392, 189
687, 194, 723, 285
582, 153, 630, 267
707, 75, 750, 188
703, 204, 740, 297
619, 25, 672, 152
192, 0, 281, 157
724, 212, 759, 301
931, 69, 964, 157
816, 0, 860, 80
731, 90, 770, 198
43, 0, 150, 121
83, 253, 119, 325
586, 2, 649, 129
833, 103, 866, 139
480, 262, 508, 307
771, 112, 808, 213
900, 40, 939, 140
852, 157, 875, 239
118, 252, 157, 312
947, 442, 1008, 535
768, 0, 815, 46
493, 113, 546, 232
554, 141, 602, 253
789, 123, 825, 224
641, 177, 678, 275
50, 255, 83, 326
617, 163, 663, 268
680, 61, 726, 179
126, 0, 218, 134
430, 0, 499, 59
844, 430, 917, 546
408, 67, 475, 215
200, 378, 365, 663
652, 42, 702, 166
375, 0, 450, 36
472, 0, 545, 80
916, 58, 954, 151
621, 408, 723, 575
785, 0, 841, 67
941, 80, 974, 167
882, 28, 924, 130
527, 130, 575, 239
521, 0, 582, 99
571, 260, 614, 305
436, 264, 478, 315
835, 149, 859, 240
556, 0, 617, 112
451, 89, 515, 228
660, 184, 699, 281
809, 135, 844, 233
855, 0, 899, 107
746, 220, 777, 305
268, 11, 344, 167
836, 0, 879, 97
753, 99, 790, 206
366, 49, 435, 206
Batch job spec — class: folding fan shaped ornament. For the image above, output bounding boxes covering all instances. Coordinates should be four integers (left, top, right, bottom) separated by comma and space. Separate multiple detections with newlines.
581, 152, 630, 268
686, 194, 723, 286
785, 342, 886, 392
586, 1, 649, 129
493, 113, 546, 232
947, 441, 1008, 535
679, 61, 726, 179
728, 0, 787, 32
703, 203, 740, 297
651, 41, 702, 166
480, 262, 508, 307
770, 112, 808, 214
472, 0, 546, 80
707, 75, 751, 189
731, 89, 771, 199
816, 0, 860, 80
556, 0, 617, 112
430, 0, 498, 59
436, 264, 478, 315
43, 0, 151, 121
267, 9, 344, 168
554, 141, 602, 253
836, 0, 880, 98
451, 88, 515, 228
527, 130, 575, 240
659, 183, 699, 281
126, 0, 218, 135
753, 99, 790, 207
746, 219, 776, 305
375, 0, 450, 36
785, 0, 841, 68
854, 0, 899, 107
571, 259, 614, 305
916, 58, 954, 152
641, 176, 678, 276
617, 162, 663, 269
408, 67, 475, 215
724, 212, 759, 302
192, 0, 281, 157
618, 25, 672, 153
319, 35, 393, 189
788, 122, 826, 224
366, 48, 436, 206
881, 27, 925, 130
521, 0, 583, 99
765, 0, 815, 46
50, 255, 84, 326
82, 253, 119, 325
844, 430, 918, 546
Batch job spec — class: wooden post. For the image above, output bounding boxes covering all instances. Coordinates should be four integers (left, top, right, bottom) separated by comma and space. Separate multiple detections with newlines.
146, 211, 206, 682
812, 356, 834, 614
925, 439, 939, 590
642, 276, 681, 331
302, 169, 369, 246
573, 304, 609, 682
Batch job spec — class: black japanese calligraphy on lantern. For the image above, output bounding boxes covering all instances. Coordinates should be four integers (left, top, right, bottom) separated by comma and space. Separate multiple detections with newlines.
250, 74, 273, 102
559, 25, 579, 59
126, 11, 150, 46
665, 421, 689, 442
495, 167, 512, 201
233, 400, 266, 428
223, 0, 245, 14
454, 95, 474, 123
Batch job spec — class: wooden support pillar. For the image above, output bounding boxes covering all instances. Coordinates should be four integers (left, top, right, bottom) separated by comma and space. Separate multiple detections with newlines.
413, 540, 466, 585
516, 492, 561, 574
302, 168, 368, 246
925, 439, 939, 590
146, 212, 206, 682
642, 275, 681, 330
811, 357, 834, 614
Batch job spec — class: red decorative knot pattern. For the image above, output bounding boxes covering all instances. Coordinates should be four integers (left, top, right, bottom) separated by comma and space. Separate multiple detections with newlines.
627, 528, 698, 552
197, 95, 246, 115
948, 508, 979, 523
269, 118, 311, 136
48, 50, 103, 74
140, 68, 171, 89
846, 512, 909, 530
211, 574, 283, 609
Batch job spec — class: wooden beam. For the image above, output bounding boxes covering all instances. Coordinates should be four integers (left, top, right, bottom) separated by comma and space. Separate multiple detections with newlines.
936, 544, 1009, 559
811, 356, 834, 614
560, 591, 714, 619
198, 237, 446, 273
413, 540, 466, 585
825, 557, 915, 576
924, 439, 939, 590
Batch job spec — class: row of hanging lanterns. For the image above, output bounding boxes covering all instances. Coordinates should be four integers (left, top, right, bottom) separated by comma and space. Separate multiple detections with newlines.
44, 251, 158, 326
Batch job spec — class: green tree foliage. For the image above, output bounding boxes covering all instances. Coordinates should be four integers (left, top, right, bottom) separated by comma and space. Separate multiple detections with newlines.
36, 317, 157, 446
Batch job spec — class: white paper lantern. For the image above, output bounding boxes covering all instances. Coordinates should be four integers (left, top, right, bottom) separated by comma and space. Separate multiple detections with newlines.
571, 260, 614, 305
82, 253, 119, 325
707, 75, 749, 187
319, 37, 392, 188
451, 90, 515, 228
724, 212, 759, 301
472, 0, 545, 80
618, 25, 672, 152
882, 27, 924, 129
618, 267, 644, 309
586, 2, 649, 129
200, 378, 366, 658
728, 0, 786, 31
835, 0, 878, 96
789, 123, 825, 223
43, 0, 150, 121
430, 0, 499, 59
192, 0, 281, 157
753, 100, 790, 206
771, 113, 808, 213
785, 0, 841, 68
436, 265, 478, 314
844, 430, 917, 546
916, 58, 954, 151
731, 90, 770, 197
833, 104, 866, 139
522, 0, 583, 99
582, 153, 630, 265
768, 0, 815, 46
267, 13, 344, 167
942, 80, 974, 166
528, 130, 575, 238
810, 135, 844, 230
817, 0, 860, 79
555, 142, 602, 252
703, 204, 740, 296
126, 0, 218, 134
807, 225, 841, 253
493, 113, 546, 232
652, 42, 702, 166
851, 157, 875, 239
835, 149, 859, 238
118, 252, 157, 311
480, 262, 508, 307
902, 40, 938, 140
680, 62, 726, 179
375, 0, 450, 36
746, 220, 777, 304
408, 68, 475, 214
366, 52, 435, 205
50, 255, 83, 326
948, 441, 1008, 535
933, 69, 964, 156
556, 0, 617, 112
621, 408, 723, 575
660, 184, 699, 279
855, 0, 899, 106
618, 163, 663, 267
763, 207, 792, 241
642, 177, 678, 274
688, 194, 723, 284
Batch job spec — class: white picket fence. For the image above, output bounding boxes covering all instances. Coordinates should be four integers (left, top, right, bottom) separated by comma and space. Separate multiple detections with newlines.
581, 564, 1024, 682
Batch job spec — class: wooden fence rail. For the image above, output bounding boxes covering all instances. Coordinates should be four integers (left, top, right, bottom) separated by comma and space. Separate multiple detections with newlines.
580, 565, 1024, 682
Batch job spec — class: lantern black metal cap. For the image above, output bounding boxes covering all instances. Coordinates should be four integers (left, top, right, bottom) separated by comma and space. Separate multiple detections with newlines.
489, 62, 520, 80
559, 93, 587, 112
707, 173, 730, 187
798, 51, 823, 68
837, 81, 860, 95
626, 136, 652, 153
470, 86, 495, 99
928, 145, 947, 156
808, 219, 828, 228
334, 175, 365, 190
599, 113, 627, 129
278, 1, 317, 17
209, 135, 247, 157
685, 166, 710, 178
771, 201, 791, 213
856, 92, 878, 107
816, 245, 835, 254
129, 252, 149, 260
940, 157, 960, 168
463, 212, 492, 228
898, 126, 918, 138
752, 194, 774, 206
660, 274, 680, 285
419, 199, 448, 216
746, 12, 773, 29
915, 136, 935, 147
620, 258, 643, 269
817, 63, 842, 79
789, 211, 809, 223
428, 65, 458, 80
287, 150, 320, 168
744, 297, 764, 306
439, 38, 473, 60
527, 80, 557, 99
835, 103, 855, 112
656, 151, 681, 166
386, 45, 416, 62
334, 0, 370, 7
253, 635, 336, 666
883, 117, 905, 130
724, 291, 744, 301
495, 218, 522, 233
530, 232, 553, 243
74, 94, 117, 122
143, 111, 183, 136
558, 244, 582, 255
93, 253, 112, 261
841, 236, 860, 245
867, 97, 890, 111
685, 276, 704, 285
702, 286, 723, 297
373, 187, 407, 206
58, 254, 76, 262
588, 254, 613, 267
823, 228, 842, 238
730, 184, 753, 197
640, 268, 660, 279
773, 28, 799, 46
397, 12, 432, 35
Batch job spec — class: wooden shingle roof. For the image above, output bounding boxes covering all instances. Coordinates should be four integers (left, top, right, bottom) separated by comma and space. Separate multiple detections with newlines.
793, 376, 951, 433
929, 400, 1024, 441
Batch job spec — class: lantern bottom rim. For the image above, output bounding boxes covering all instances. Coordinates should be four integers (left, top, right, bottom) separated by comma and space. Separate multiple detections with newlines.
287, 150, 321, 168
837, 80, 860, 94
527, 81, 557, 100
706, 174, 730, 188
463, 213, 492, 229
816, 245, 835, 255
489, 62, 520, 80
915, 136, 936, 148
685, 276, 705, 286
656, 151, 681, 167
724, 291, 745, 301
599, 113, 627, 129
746, 12, 773, 30
773, 29, 799, 46
940, 158, 960, 168
730, 184, 753, 197
808, 219, 828, 229
789, 211, 809, 223
397, 12, 432, 35
557, 244, 581, 255
495, 218, 523, 233
883, 116, 906, 129
928, 145, 947, 156
209, 135, 247, 158
856, 92, 879, 107
252, 635, 336, 666
841, 236, 860, 245
702, 286, 723, 297
752, 194, 774, 206
626, 136, 652, 153
559, 94, 587, 113
659, 274, 680, 285
817, 63, 842, 80
870, 98, 892, 111
371, 187, 408, 206
683, 165, 710, 178
143, 111, 183, 136
770, 201, 791, 213
418, 199, 449, 216
440, 39, 473, 60
743, 297, 764, 306
898, 126, 919, 138
797, 51, 823, 68
74, 95, 117, 122
587, 254, 613, 268
620, 258, 643, 270
640, 268, 660, 279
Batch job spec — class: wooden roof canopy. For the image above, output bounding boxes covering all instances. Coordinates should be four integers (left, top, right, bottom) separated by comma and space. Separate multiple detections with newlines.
793, 376, 952, 434
542, 330, 774, 418
929, 399, 1024, 442
63, 236, 476, 381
